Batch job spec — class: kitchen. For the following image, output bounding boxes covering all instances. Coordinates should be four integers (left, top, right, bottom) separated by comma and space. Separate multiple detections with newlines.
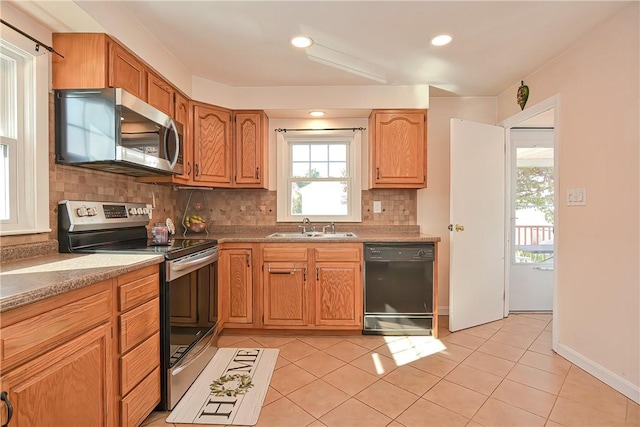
0, 1, 638, 426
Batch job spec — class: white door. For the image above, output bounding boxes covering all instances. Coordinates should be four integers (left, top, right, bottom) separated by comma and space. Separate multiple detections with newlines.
449, 119, 505, 332
509, 128, 554, 311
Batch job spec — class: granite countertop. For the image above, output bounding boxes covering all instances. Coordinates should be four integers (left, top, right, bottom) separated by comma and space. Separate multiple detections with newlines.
0, 226, 439, 313
201, 225, 442, 244
211, 230, 441, 243
0, 252, 164, 312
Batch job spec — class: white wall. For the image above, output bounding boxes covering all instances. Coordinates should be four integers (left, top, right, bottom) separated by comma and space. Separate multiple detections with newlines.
192, 77, 429, 113
417, 97, 497, 314
497, 3, 639, 401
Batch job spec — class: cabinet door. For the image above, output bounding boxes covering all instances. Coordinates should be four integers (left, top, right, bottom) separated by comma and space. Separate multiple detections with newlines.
220, 249, 253, 324
193, 104, 233, 186
109, 42, 147, 99
174, 93, 193, 181
263, 262, 307, 326
0, 324, 112, 427
52, 33, 109, 89
370, 110, 427, 188
147, 73, 174, 117
315, 262, 362, 327
234, 111, 268, 188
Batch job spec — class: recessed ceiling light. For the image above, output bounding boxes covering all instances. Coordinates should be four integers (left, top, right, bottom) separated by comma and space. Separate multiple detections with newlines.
431, 34, 452, 46
291, 35, 314, 48
309, 111, 325, 117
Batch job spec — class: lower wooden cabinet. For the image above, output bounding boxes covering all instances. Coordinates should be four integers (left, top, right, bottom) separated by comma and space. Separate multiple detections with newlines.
0, 264, 161, 427
259, 243, 362, 330
219, 246, 254, 327
115, 265, 160, 427
314, 246, 362, 327
263, 261, 308, 327
0, 280, 114, 427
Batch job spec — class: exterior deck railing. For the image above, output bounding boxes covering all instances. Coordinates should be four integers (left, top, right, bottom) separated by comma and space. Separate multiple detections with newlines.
514, 225, 554, 246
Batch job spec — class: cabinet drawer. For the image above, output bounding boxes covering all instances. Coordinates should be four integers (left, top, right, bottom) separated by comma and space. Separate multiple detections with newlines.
263, 247, 308, 262
315, 246, 362, 262
0, 287, 111, 369
120, 332, 159, 396
120, 366, 160, 427
117, 265, 158, 287
119, 298, 159, 354
118, 272, 159, 312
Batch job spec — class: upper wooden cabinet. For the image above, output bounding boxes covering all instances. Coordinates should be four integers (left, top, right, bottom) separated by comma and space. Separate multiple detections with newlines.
233, 111, 269, 188
52, 33, 109, 89
173, 92, 192, 182
109, 42, 147, 100
147, 73, 175, 117
193, 103, 233, 186
52, 33, 180, 120
369, 109, 428, 188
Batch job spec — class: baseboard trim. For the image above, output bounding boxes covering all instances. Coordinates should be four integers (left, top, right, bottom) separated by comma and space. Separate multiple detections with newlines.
555, 342, 640, 404
438, 306, 449, 315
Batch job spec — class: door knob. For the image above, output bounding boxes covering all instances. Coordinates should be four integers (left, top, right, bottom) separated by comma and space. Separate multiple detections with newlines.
448, 224, 465, 232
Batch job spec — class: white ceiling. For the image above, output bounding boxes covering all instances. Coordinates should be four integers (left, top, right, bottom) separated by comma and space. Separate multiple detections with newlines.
8, 1, 631, 97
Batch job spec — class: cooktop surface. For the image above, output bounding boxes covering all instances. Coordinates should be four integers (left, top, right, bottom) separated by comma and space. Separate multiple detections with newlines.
79, 238, 218, 260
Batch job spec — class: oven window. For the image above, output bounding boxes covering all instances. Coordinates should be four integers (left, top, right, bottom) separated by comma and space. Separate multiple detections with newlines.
168, 262, 217, 367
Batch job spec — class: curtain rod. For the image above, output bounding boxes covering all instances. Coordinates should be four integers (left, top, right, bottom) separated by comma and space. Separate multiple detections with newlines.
275, 127, 366, 133
1, 19, 64, 58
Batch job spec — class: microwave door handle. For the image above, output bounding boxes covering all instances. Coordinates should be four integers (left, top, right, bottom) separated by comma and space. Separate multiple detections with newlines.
165, 119, 180, 169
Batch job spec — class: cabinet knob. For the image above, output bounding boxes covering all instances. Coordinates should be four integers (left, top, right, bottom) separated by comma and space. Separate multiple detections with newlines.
255, 167, 260, 179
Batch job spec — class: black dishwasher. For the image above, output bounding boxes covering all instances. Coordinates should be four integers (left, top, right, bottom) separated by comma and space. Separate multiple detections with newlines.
363, 243, 435, 335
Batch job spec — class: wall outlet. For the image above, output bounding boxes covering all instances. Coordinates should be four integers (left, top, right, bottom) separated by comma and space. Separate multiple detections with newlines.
373, 200, 382, 213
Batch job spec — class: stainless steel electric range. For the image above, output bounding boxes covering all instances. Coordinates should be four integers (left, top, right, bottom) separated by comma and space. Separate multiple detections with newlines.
58, 200, 219, 410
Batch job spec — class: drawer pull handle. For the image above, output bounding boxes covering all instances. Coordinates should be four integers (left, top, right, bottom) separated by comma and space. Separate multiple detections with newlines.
1, 391, 13, 427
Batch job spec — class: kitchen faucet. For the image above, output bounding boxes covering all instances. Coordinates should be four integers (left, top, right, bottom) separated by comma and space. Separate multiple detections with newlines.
299, 217, 314, 233
322, 222, 336, 234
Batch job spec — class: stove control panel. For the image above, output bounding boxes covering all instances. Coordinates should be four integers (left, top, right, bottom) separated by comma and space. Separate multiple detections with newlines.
59, 200, 153, 232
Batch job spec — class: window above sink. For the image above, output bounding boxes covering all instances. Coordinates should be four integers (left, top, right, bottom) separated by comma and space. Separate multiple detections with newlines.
275, 128, 363, 223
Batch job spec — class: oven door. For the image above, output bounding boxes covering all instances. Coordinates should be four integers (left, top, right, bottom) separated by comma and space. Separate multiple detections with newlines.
160, 247, 219, 410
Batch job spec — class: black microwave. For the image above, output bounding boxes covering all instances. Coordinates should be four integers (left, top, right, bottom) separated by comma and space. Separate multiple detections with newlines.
55, 88, 184, 177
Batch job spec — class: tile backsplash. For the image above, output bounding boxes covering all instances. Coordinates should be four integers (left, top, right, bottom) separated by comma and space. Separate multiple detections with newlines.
175, 188, 416, 229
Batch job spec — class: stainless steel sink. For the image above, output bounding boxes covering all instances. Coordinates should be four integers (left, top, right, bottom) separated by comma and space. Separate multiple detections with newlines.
266, 232, 357, 239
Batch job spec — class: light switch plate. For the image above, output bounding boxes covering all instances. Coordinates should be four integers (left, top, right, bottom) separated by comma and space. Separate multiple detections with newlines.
373, 200, 382, 213
567, 188, 587, 206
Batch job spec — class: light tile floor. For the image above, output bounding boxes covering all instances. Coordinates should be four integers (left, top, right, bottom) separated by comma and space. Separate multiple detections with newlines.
142, 314, 639, 427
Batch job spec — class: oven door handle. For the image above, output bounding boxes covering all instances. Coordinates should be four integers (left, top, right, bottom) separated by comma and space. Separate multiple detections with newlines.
171, 325, 217, 376
171, 251, 218, 272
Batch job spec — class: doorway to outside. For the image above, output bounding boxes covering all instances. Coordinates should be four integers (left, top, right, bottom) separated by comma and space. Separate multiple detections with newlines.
508, 110, 555, 312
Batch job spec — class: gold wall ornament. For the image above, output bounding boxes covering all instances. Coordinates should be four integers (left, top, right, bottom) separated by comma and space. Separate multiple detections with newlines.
517, 80, 529, 110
